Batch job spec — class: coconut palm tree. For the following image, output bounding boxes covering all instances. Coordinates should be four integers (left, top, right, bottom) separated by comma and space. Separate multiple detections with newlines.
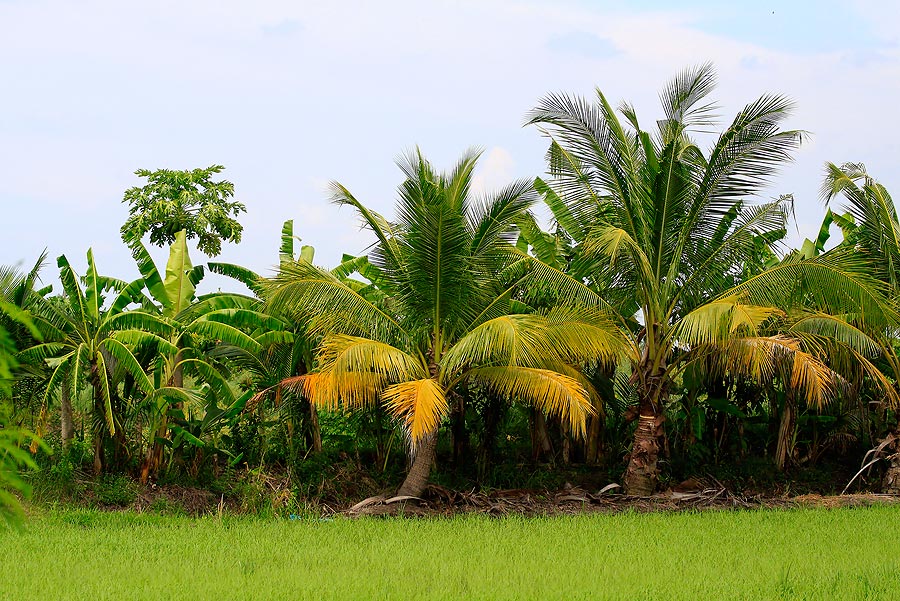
526, 63, 898, 494
821, 163, 900, 490
265, 148, 625, 497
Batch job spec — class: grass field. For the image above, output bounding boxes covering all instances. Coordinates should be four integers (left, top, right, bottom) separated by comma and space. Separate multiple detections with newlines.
3, 506, 899, 600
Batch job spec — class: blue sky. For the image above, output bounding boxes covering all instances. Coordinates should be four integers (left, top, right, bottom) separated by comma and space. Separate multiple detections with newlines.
1, 0, 898, 293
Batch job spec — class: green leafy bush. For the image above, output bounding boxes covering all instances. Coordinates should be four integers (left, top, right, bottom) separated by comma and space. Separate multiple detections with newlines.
93, 475, 138, 507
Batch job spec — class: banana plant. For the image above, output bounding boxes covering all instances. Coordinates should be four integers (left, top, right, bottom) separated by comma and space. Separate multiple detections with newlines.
127, 230, 281, 482
208, 220, 331, 454
20, 250, 173, 473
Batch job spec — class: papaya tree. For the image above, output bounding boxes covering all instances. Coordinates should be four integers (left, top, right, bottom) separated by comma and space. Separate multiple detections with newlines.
121, 165, 246, 257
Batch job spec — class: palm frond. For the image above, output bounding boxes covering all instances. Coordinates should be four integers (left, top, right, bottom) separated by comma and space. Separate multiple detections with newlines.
382, 378, 448, 443
468, 366, 593, 437
674, 296, 783, 346
316, 335, 425, 381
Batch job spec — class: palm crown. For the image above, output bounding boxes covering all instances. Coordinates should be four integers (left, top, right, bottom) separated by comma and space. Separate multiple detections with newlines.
266, 148, 624, 495
526, 63, 897, 493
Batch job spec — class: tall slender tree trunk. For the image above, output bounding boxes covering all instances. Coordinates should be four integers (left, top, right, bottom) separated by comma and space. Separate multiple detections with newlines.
450, 391, 469, 464
396, 431, 437, 498
477, 393, 503, 481
775, 391, 796, 472
530, 409, 553, 462
60, 378, 74, 451
881, 431, 900, 494
585, 410, 603, 465
560, 419, 572, 465
623, 333, 669, 496
306, 401, 322, 453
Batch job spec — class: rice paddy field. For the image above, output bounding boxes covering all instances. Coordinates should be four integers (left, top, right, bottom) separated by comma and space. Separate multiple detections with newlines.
4, 506, 899, 600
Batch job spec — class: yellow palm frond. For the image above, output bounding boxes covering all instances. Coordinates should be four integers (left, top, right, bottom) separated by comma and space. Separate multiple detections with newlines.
382, 378, 448, 443
317, 335, 425, 381
789, 349, 835, 410
442, 309, 624, 377
693, 334, 838, 410
786, 312, 898, 407
847, 347, 900, 408
542, 360, 606, 416
282, 371, 384, 410
468, 366, 593, 437
701, 334, 796, 384
675, 296, 783, 346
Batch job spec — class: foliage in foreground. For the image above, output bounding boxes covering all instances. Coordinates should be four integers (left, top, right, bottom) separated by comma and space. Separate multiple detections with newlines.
3, 506, 899, 600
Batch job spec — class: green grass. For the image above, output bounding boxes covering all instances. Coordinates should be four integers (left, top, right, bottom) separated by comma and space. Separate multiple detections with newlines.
3, 506, 899, 600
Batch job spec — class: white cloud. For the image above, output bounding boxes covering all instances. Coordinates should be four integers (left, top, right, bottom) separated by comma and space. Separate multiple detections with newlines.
471, 147, 516, 195
0, 0, 897, 277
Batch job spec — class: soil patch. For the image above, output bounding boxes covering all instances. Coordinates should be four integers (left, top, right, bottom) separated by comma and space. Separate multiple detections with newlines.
345, 482, 899, 517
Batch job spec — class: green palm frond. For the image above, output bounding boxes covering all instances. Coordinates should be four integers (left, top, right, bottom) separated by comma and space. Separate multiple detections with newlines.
674, 297, 783, 346
722, 248, 898, 328
264, 259, 406, 342
788, 312, 879, 356
468, 178, 537, 257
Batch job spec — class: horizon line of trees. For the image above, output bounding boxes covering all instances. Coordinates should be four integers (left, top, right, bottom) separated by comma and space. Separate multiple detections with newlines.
3, 63, 900, 520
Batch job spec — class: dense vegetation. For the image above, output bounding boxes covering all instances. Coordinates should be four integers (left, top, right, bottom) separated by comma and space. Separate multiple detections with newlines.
3, 65, 900, 516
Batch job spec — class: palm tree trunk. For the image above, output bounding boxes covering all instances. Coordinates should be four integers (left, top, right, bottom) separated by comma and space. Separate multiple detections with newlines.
881, 432, 900, 494
307, 401, 322, 453
477, 393, 503, 481
530, 409, 553, 462
450, 392, 469, 464
585, 410, 603, 465
560, 419, 571, 465
396, 431, 437, 498
775, 392, 796, 472
622, 402, 662, 496
60, 379, 74, 451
